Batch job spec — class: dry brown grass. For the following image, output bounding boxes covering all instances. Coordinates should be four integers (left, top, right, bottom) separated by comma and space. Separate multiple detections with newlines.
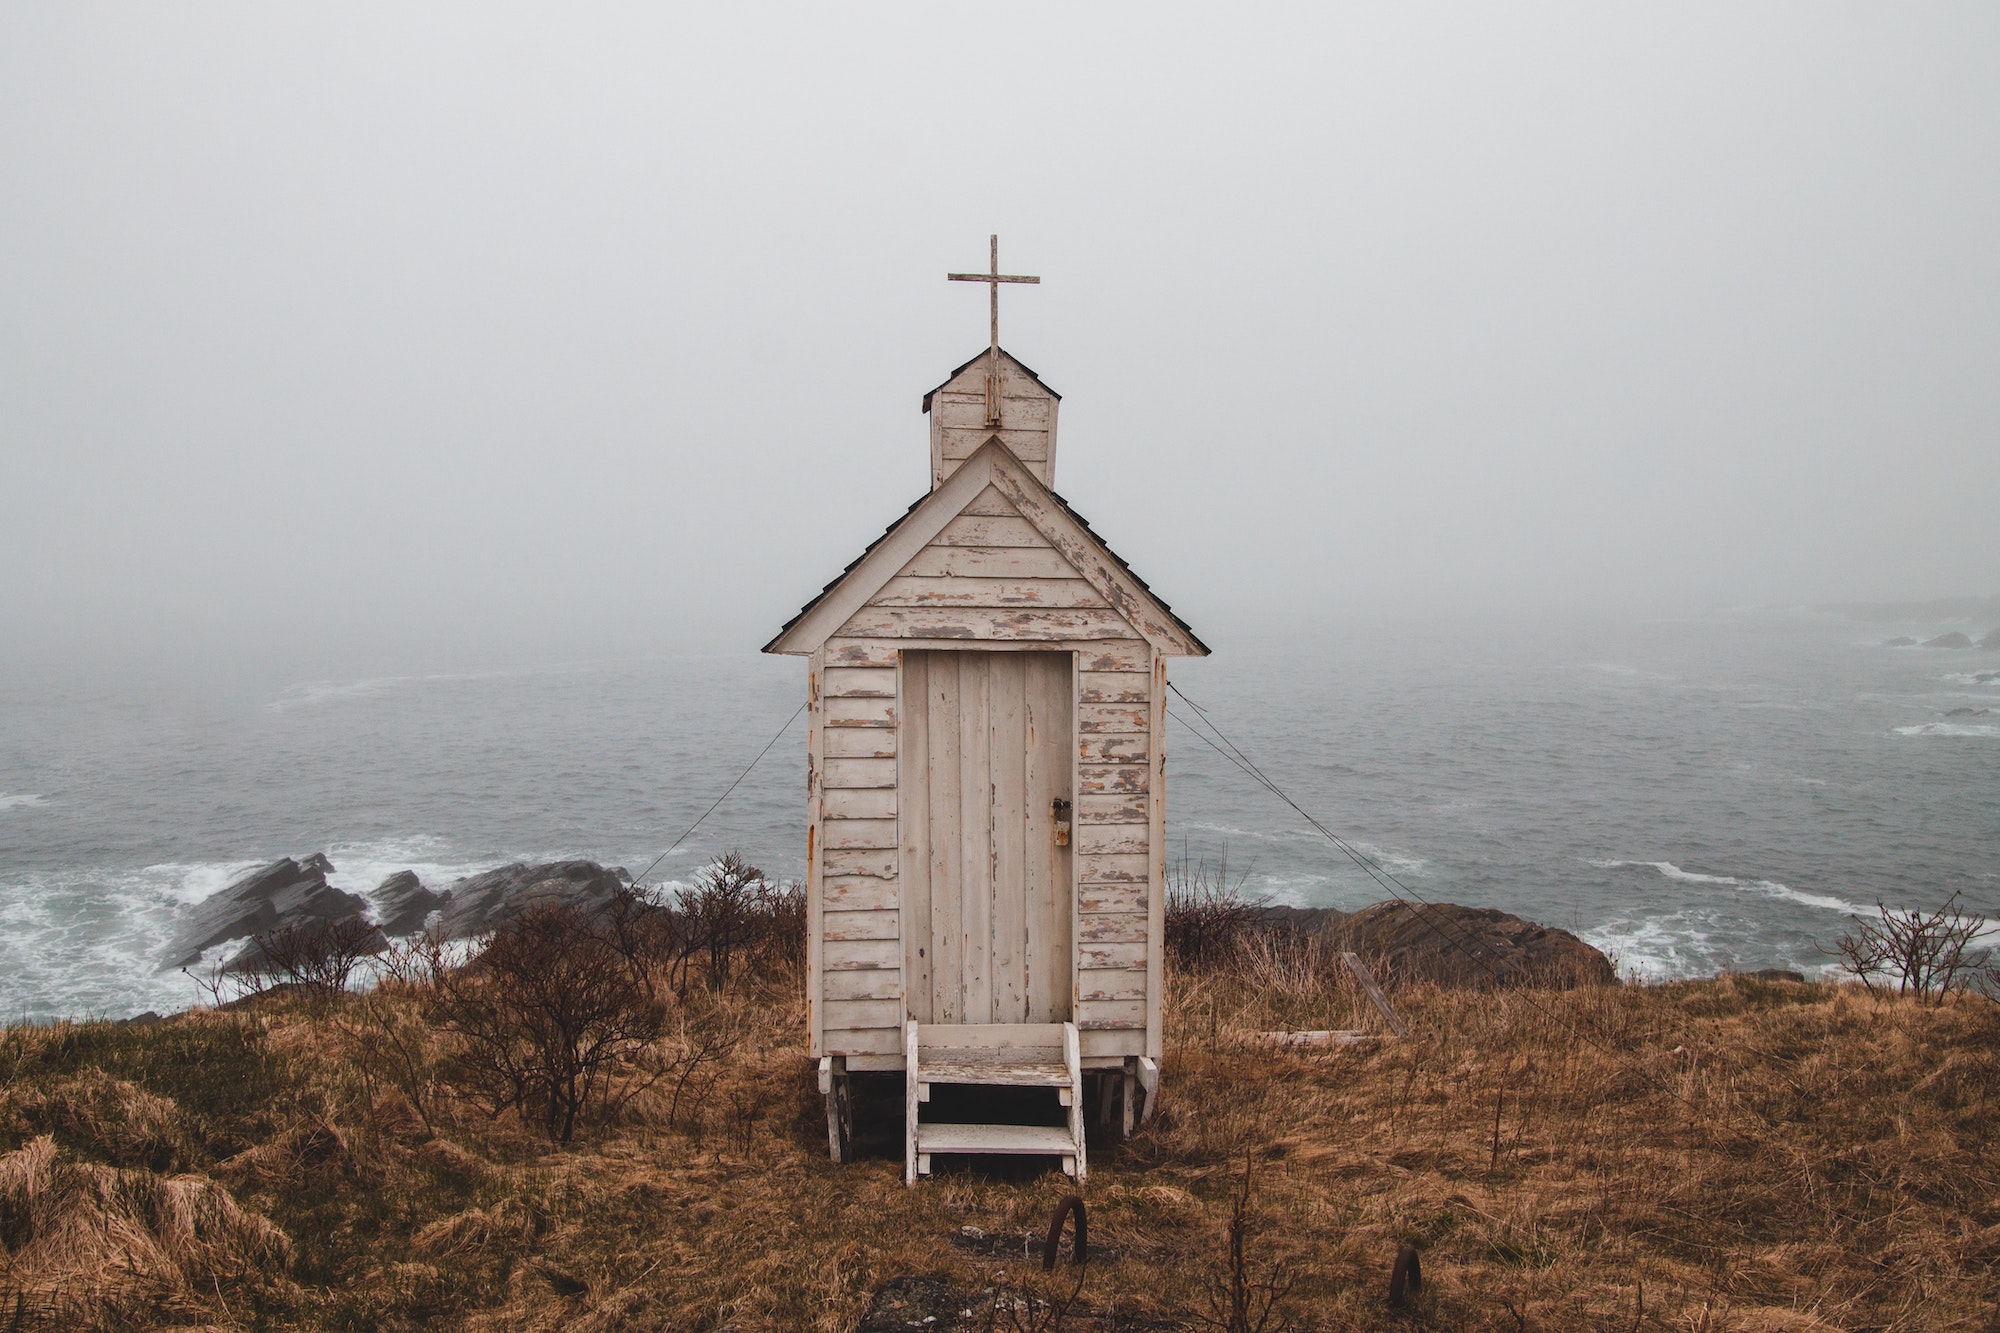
3, 936, 1997, 1331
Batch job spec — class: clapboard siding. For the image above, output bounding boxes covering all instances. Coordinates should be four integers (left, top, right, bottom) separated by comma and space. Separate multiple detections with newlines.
1077, 793, 1148, 824
823, 667, 897, 698
824, 728, 896, 759
823, 876, 896, 911
1078, 735, 1148, 764
1077, 824, 1147, 855
1079, 882, 1146, 914
825, 639, 901, 668
840, 606, 1137, 641
822, 757, 896, 789
826, 696, 896, 728
1079, 913, 1148, 944
900, 546, 1077, 580
824, 848, 896, 879
823, 909, 901, 942
823, 818, 898, 850
872, 576, 1109, 609
1078, 970, 1148, 1002
825, 968, 902, 1001
823, 787, 897, 820
825, 999, 903, 1030
931, 515, 1046, 548
1079, 853, 1149, 883
935, 396, 1051, 429
940, 428, 1049, 462
1078, 703, 1148, 733
1078, 1000, 1147, 1031
1078, 672, 1150, 703
825, 938, 900, 971
1079, 763, 1147, 794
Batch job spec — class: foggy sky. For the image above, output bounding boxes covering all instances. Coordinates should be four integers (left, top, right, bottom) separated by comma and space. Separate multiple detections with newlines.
3, 4, 1996, 669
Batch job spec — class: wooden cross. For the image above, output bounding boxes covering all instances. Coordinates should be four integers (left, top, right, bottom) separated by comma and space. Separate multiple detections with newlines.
949, 235, 1039, 426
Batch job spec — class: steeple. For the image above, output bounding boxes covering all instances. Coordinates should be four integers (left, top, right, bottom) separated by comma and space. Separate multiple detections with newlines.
926, 236, 1060, 491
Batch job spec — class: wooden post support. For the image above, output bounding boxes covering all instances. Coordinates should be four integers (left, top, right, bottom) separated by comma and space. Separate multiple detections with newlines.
1343, 952, 1408, 1037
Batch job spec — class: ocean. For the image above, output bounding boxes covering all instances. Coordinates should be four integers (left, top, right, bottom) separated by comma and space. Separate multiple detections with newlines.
2, 609, 1995, 1022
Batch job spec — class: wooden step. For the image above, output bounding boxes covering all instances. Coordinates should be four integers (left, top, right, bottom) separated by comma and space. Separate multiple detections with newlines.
916, 1056, 1072, 1088
914, 1123, 1081, 1176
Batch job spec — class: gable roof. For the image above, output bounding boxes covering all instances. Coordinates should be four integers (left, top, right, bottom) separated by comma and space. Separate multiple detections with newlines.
763, 437, 1207, 657
921, 347, 1062, 414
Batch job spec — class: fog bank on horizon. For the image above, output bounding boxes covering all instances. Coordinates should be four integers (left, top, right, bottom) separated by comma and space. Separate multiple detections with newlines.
3, 4, 1996, 668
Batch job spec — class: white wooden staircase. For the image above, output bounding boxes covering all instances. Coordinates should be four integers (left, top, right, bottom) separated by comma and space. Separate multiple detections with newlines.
905, 1021, 1086, 1185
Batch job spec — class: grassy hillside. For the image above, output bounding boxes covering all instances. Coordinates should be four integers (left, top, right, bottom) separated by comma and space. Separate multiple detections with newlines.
3, 921, 1996, 1331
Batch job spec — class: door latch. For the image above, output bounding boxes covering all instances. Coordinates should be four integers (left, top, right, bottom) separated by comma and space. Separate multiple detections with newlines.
1052, 797, 1072, 847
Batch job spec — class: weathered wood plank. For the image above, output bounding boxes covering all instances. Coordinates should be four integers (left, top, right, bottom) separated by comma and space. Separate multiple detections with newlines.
1079, 852, 1149, 883
1077, 793, 1147, 824
823, 787, 896, 820
939, 428, 1050, 463
990, 653, 1028, 1024
1026, 651, 1072, 1026
1147, 652, 1167, 1062
1080, 1029, 1145, 1059
1077, 1000, 1147, 1031
1077, 702, 1149, 733
820, 996, 900, 1024
823, 876, 897, 911
899, 546, 1076, 580
823, 818, 898, 851
1078, 735, 1148, 765
1077, 969, 1148, 1002
824, 849, 896, 879
1077, 824, 1147, 856
929, 653, 963, 1024
822, 757, 896, 789
1077, 672, 1150, 704
899, 651, 930, 1022
825, 639, 900, 668
824, 909, 901, 942
1078, 913, 1148, 944
1079, 882, 1146, 914
931, 514, 1047, 548
961, 484, 1024, 516
1075, 643, 1150, 672
825, 999, 903, 1030
823, 667, 897, 698
824, 727, 896, 759
825, 939, 901, 971
958, 654, 992, 1022
1079, 763, 1148, 795
838, 606, 1138, 641
936, 397, 1050, 429
826, 696, 896, 728
1079, 941, 1146, 970
871, 576, 1108, 609
826, 965, 900, 1001
825, 1028, 903, 1057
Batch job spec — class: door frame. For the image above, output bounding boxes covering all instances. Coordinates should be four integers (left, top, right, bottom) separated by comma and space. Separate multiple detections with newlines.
895, 645, 1079, 1028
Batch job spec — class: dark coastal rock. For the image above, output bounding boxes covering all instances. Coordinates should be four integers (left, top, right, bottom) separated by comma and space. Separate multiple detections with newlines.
436, 860, 628, 939
1884, 636, 1917, 647
1746, 968, 1806, 983
1334, 900, 1616, 989
1924, 632, 1973, 649
372, 870, 450, 935
1945, 707, 1990, 718
169, 856, 370, 969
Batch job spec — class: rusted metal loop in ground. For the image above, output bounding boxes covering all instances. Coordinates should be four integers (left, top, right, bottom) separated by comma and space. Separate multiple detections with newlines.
1042, 1194, 1087, 1271
1389, 1244, 1423, 1307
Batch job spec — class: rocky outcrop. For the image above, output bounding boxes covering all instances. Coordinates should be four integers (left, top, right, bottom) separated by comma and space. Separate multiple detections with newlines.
1334, 900, 1615, 989
1924, 632, 1973, 649
371, 871, 449, 935
1884, 636, 1917, 647
435, 861, 628, 939
168, 856, 369, 968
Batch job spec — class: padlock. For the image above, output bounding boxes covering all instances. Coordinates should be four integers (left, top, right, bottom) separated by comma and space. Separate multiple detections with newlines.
1053, 797, 1072, 847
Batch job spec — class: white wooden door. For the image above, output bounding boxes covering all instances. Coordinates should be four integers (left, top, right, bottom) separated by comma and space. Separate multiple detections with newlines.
900, 651, 1073, 1025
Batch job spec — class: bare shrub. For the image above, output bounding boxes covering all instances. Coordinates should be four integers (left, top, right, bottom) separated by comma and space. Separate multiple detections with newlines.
1195, 1154, 1296, 1333
1166, 853, 1263, 972
431, 903, 669, 1144
241, 916, 385, 998
681, 852, 771, 988
1822, 893, 1993, 1005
